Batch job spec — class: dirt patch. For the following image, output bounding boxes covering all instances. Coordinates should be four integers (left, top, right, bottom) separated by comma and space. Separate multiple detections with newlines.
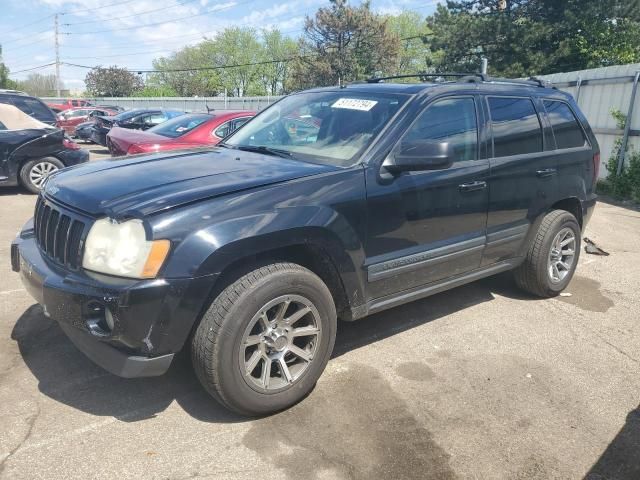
557, 276, 614, 313
243, 363, 456, 480
395, 362, 436, 382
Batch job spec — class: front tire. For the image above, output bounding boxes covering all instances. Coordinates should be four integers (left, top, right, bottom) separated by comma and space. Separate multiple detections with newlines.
191, 263, 337, 416
19, 157, 64, 194
514, 210, 581, 297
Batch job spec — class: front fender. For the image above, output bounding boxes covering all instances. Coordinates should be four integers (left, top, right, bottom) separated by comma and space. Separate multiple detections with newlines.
162, 206, 367, 308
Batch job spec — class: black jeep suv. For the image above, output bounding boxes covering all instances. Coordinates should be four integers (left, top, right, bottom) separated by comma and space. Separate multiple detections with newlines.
11, 75, 599, 415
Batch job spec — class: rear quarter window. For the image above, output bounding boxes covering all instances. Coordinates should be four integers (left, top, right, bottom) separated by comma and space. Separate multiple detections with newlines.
11, 97, 55, 123
488, 96, 543, 157
543, 100, 587, 149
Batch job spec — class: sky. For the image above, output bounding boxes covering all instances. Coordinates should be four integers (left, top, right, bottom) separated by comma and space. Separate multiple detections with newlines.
0, 0, 440, 93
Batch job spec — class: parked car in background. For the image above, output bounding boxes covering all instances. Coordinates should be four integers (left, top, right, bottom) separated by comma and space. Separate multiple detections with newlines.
0, 91, 57, 125
0, 104, 88, 193
46, 99, 92, 113
107, 111, 254, 156
95, 105, 125, 113
92, 108, 184, 147
56, 106, 120, 136
75, 120, 97, 142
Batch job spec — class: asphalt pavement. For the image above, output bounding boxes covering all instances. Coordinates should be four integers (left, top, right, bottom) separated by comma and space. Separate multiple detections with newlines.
1, 147, 639, 479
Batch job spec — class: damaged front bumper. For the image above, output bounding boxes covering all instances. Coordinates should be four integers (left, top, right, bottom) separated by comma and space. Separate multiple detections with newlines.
11, 223, 215, 378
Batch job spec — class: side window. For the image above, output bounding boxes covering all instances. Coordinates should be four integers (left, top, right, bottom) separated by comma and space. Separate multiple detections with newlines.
214, 121, 232, 138
145, 114, 166, 126
232, 117, 250, 131
0, 120, 6, 130
488, 97, 542, 157
402, 97, 478, 162
544, 100, 586, 149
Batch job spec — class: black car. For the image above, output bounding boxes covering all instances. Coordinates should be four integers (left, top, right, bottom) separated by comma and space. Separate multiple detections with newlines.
74, 120, 96, 142
91, 108, 184, 147
11, 74, 599, 415
0, 104, 89, 193
0, 91, 57, 126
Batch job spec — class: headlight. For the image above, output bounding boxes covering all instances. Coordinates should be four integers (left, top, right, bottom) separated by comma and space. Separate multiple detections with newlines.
82, 218, 170, 279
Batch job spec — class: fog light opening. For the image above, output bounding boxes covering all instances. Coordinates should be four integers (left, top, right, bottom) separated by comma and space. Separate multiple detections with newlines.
85, 302, 113, 337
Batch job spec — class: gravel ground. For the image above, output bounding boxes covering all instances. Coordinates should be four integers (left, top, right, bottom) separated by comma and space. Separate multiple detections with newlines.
1, 148, 639, 479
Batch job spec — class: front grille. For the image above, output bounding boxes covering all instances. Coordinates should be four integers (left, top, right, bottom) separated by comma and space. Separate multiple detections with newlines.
33, 196, 87, 269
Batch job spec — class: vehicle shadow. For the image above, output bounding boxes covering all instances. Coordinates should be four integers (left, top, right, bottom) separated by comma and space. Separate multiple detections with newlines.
10, 272, 538, 424
0, 186, 31, 197
584, 404, 640, 480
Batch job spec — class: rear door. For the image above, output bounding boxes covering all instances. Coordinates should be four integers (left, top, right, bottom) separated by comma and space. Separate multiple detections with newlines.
482, 95, 557, 265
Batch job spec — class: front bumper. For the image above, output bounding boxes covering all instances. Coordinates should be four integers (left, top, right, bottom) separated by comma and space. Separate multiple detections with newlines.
11, 225, 215, 378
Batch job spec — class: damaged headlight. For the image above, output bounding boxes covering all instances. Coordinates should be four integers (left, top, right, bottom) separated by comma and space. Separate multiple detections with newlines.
82, 218, 170, 279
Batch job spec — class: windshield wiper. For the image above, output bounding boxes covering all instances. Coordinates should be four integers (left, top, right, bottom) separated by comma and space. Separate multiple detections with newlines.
234, 145, 295, 159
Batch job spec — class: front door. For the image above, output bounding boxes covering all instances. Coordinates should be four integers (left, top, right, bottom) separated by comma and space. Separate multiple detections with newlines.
364, 96, 490, 299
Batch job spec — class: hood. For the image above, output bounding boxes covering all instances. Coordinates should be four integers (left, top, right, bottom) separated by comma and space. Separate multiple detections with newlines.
107, 126, 170, 155
44, 147, 337, 217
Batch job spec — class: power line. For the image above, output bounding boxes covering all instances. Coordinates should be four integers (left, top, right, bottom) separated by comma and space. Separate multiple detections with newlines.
10, 62, 56, 74
2, 27, 54, 46
63, 0, 200, 26
63, 54, 318, 73
65, 0, 252, 35
64, 49, 174, 59
62, 0, 140, 16
0, 14, 54, 36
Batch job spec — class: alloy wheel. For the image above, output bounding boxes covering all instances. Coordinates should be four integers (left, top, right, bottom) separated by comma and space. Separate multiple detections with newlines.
548, 227, 576, 283
239, 294, 321, 392
29, 161, 59, 189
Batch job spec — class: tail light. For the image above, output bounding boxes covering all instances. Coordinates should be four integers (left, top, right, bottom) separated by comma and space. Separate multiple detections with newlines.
593, 152, 601, 185
127, 144, 162, 155
63, 138, 80, 150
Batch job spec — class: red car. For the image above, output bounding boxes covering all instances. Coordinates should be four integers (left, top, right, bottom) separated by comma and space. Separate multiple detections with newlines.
107, 110, 254, 156
56, 106, 119, 136
46, 99, 92, 113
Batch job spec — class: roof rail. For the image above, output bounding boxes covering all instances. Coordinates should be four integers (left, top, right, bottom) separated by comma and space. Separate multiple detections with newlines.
366, 73, 488, 83
365, 73, 556, 89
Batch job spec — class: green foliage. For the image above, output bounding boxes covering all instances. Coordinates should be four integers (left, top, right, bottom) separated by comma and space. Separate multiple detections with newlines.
134, 85, 179, 97
85, 66, 143, 97
386, 11, 433, 77
598, 109, 640, 202
427, 0, 640, 76
288, 0, 400, 90
0, 44, 17, 89
14, 73, 60, 96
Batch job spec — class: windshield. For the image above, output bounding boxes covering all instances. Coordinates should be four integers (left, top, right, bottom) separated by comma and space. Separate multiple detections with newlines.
224, 91, 409, 166
148, 113, 211, 138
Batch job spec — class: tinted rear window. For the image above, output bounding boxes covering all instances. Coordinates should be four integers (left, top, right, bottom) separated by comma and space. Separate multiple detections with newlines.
10, 97, 55, 123
544, 100, 586, 149
488, 97, 542, 157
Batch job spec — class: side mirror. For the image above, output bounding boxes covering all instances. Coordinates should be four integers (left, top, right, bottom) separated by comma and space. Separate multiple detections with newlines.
385, 140, 455, 173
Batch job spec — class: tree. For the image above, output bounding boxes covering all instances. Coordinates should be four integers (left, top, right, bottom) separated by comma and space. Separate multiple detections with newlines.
84, 66, 143, 97
288, 0, 400, 90
257, 29, 298, 95
0, 44, 18, 89
427, 0, 640, 77
213, 28, 263, 96
386, 11, 433, 76
152, 43, 221, 97
15, 73, 60, 96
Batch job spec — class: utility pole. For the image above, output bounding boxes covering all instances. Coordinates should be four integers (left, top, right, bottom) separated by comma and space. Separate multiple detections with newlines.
481, 57, 488, 75
54, 13, 60, 97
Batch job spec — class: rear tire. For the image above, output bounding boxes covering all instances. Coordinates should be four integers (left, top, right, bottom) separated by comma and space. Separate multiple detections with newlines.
19, 157, 64, 194
191, 263, 337, 416
514, 210, 581, 297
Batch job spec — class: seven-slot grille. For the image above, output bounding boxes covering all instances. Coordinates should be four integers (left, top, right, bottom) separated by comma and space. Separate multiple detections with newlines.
33, 196, 87, 269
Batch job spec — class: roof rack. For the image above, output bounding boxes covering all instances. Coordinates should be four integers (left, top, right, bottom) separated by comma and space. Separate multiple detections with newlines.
366, 73, 488, 83
365, 73, 555, 89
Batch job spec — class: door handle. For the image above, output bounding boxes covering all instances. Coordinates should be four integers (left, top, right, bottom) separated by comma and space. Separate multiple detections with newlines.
458, 180, 487, 192
536, 168, 557, 178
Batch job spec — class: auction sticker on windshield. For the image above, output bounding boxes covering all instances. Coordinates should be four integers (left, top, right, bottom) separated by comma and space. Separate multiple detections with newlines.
331, 98, 378, 111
